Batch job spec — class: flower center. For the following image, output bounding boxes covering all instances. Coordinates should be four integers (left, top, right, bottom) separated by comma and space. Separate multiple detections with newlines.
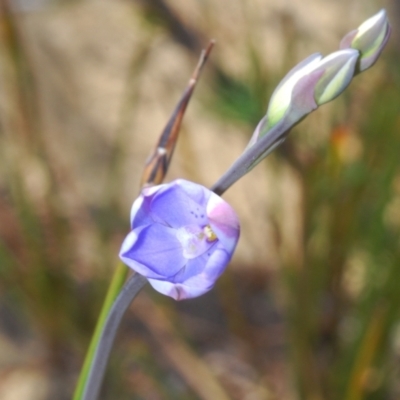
176, 224, 218, 259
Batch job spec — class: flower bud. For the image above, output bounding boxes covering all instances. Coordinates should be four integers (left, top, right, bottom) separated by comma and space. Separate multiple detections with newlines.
264, 53, 322, 130
222, 13, 387, 194
261, 50, 358, 135
340, 9, 391, 72
312, 49, 359, 105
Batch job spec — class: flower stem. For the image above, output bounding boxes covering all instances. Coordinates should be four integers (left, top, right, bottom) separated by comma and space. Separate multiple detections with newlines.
72, 261, 130, 400
211, 119, 290, 195
81, 272, 147, 400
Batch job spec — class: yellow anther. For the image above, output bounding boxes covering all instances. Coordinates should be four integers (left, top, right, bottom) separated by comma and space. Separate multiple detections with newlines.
203, 225, 218, 242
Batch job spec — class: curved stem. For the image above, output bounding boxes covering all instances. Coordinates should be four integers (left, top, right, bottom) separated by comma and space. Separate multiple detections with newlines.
73, 262, 129, 400
82, 273, 147, 400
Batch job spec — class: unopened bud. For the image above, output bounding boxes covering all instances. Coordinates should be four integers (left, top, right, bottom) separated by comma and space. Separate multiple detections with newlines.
313, 49, 359, 105
340, 9, 390, 72
261, 49, 358, 136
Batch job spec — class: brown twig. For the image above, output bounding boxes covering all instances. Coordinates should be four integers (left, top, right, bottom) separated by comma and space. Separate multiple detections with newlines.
140, 40, 215, 187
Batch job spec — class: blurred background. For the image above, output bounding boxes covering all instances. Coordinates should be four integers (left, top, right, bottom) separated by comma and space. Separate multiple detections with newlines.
0, 0, 399, 399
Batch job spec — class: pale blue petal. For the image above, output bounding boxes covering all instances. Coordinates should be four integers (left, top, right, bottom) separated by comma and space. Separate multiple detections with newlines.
130, 185, 165, 228
130, 194, 152, 228
120, 224, 186, 278
171, 243, 219, 282
148, 248, 231, 300
171, 246, 230, 285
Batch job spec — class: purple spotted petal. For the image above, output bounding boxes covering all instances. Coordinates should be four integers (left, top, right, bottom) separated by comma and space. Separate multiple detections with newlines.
148, 180, 210, 228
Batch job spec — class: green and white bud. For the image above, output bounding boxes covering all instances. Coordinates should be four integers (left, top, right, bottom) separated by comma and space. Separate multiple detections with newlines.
265, 53, 322, 130
313, 49, 359, 105
259, 49, 358, 138
340, 9, 391, 72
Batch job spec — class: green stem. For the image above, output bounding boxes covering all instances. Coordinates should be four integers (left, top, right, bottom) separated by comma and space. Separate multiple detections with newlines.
82, 273, 147, 400
72, 261, 129, 400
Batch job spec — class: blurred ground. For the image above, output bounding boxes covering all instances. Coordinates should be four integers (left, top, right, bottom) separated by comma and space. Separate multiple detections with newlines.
0, 0, 398, 399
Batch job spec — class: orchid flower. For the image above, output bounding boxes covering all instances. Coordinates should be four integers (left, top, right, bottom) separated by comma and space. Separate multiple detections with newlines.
120, 179, 240, 300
